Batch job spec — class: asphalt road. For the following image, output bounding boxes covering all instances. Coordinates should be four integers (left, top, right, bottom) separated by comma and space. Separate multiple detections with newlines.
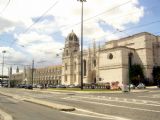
0, 94, 114, 120
0, 88, 160, 120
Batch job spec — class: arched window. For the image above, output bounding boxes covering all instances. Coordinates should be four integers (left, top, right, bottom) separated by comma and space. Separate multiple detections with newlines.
74, 62, 76, 70
65, 63, 67, 70
128, 52, 133, 67
93, 59, 96, 67
83, 60, 86, 76
65, 75, 67, 82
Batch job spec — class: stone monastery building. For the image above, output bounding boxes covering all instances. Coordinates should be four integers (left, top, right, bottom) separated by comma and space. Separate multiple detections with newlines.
62, 31, 160, 86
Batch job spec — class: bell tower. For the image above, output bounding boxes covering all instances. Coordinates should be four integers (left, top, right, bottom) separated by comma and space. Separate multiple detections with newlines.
63, 30, 79, 57
62, 31, 80, 85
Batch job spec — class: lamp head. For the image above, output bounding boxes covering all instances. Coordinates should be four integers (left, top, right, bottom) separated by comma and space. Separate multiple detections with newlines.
2, 50, 6, 53
77, 0, 87, 2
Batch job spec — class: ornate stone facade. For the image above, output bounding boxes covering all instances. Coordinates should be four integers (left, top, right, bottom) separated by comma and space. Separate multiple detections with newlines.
62, 31, 160, 86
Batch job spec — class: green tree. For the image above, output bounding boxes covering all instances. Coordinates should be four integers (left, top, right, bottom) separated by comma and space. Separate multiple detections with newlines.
129, 64, 144, 86
152, 66, 160, 86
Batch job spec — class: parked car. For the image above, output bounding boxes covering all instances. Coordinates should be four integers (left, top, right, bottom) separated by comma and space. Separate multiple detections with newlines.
33, 84, 38, 88
37, 84, 43, 88
137, 83, 145, 89
68, 84, 76, 88
128, 84, 136, 89
17, 84, 26, 88
48, 84, 57, 88
56, 85, 66, 88
25, 84, 33, 89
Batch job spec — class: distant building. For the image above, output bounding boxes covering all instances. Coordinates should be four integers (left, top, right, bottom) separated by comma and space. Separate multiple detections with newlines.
9, 65, 62, 86
9, 66, 30, 86
33, 65, 62, 85
62, 31, 160, 86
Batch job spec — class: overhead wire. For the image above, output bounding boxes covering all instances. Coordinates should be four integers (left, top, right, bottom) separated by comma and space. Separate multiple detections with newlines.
9, 0, 59, 47
60, 0, 132, 31
84, 20, 160, 49
0, 0, 11, 15
7, 0, 160, 65
7, 0, 160, 48
14, 0, 134, 48
0, 62, 30, 67
92, 18, 160, 44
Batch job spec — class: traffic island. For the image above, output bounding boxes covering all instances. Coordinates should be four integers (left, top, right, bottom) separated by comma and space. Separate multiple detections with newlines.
24, 98, 75, 111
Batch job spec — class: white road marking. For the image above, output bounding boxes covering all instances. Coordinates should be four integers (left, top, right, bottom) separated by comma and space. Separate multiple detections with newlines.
6, 97, 20, 103
66, 96, 160, 106
63, 108, 131, 120
63, 97, 160, 113
139, 94, 160, 98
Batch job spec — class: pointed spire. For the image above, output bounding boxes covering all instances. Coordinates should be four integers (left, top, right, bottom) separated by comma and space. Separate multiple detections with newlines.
98, 41, 101, 51
16, 66, 19, 73
93, 39, 96, 56
8, 66, 12, 76
10, 66, 12, 74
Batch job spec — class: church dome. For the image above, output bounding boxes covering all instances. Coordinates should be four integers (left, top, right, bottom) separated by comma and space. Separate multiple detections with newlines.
66, 30, 79, 42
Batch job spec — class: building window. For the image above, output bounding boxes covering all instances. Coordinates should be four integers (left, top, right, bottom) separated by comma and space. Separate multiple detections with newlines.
108, 53, 113, 59
66, 50, 69, 56
65, 75, 67, 82
74, 74, 76, 83
74, 62, 76, 70
93, 59, 96, 67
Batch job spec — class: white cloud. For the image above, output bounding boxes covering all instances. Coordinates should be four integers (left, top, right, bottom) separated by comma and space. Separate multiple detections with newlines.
51, 0, 144, 41
15, 31, 63, 66
1, 0, 144, 40
0, 47, 29, 75
15, 32, 53, 45
0, 0, 144, 69
0, 17, 15, 33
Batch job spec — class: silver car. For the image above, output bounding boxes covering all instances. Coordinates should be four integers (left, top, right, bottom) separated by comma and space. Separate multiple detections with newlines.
137, 83, 145, 89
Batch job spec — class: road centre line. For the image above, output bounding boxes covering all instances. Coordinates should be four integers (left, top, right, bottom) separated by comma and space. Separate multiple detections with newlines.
63, 97, 160, 113
66, 96, 160, 106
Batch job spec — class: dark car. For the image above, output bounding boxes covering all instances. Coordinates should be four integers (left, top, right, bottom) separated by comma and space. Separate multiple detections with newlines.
25, 84, 33, 89
17, 84, 26, 88
105, 82, 111, 89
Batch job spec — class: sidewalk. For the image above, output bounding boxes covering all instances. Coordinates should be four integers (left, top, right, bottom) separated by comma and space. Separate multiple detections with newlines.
0, 108, 13, 120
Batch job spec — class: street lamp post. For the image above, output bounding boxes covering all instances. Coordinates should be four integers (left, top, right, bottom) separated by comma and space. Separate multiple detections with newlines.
1, 50, 6, 86
128, 53, 133, 92
31, 59, 34, 87
77, 0, 86, 90
31, 60, 46, 87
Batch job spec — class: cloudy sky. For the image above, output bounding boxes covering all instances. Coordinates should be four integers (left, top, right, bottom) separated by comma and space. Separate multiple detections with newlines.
0, 0, 160, 74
